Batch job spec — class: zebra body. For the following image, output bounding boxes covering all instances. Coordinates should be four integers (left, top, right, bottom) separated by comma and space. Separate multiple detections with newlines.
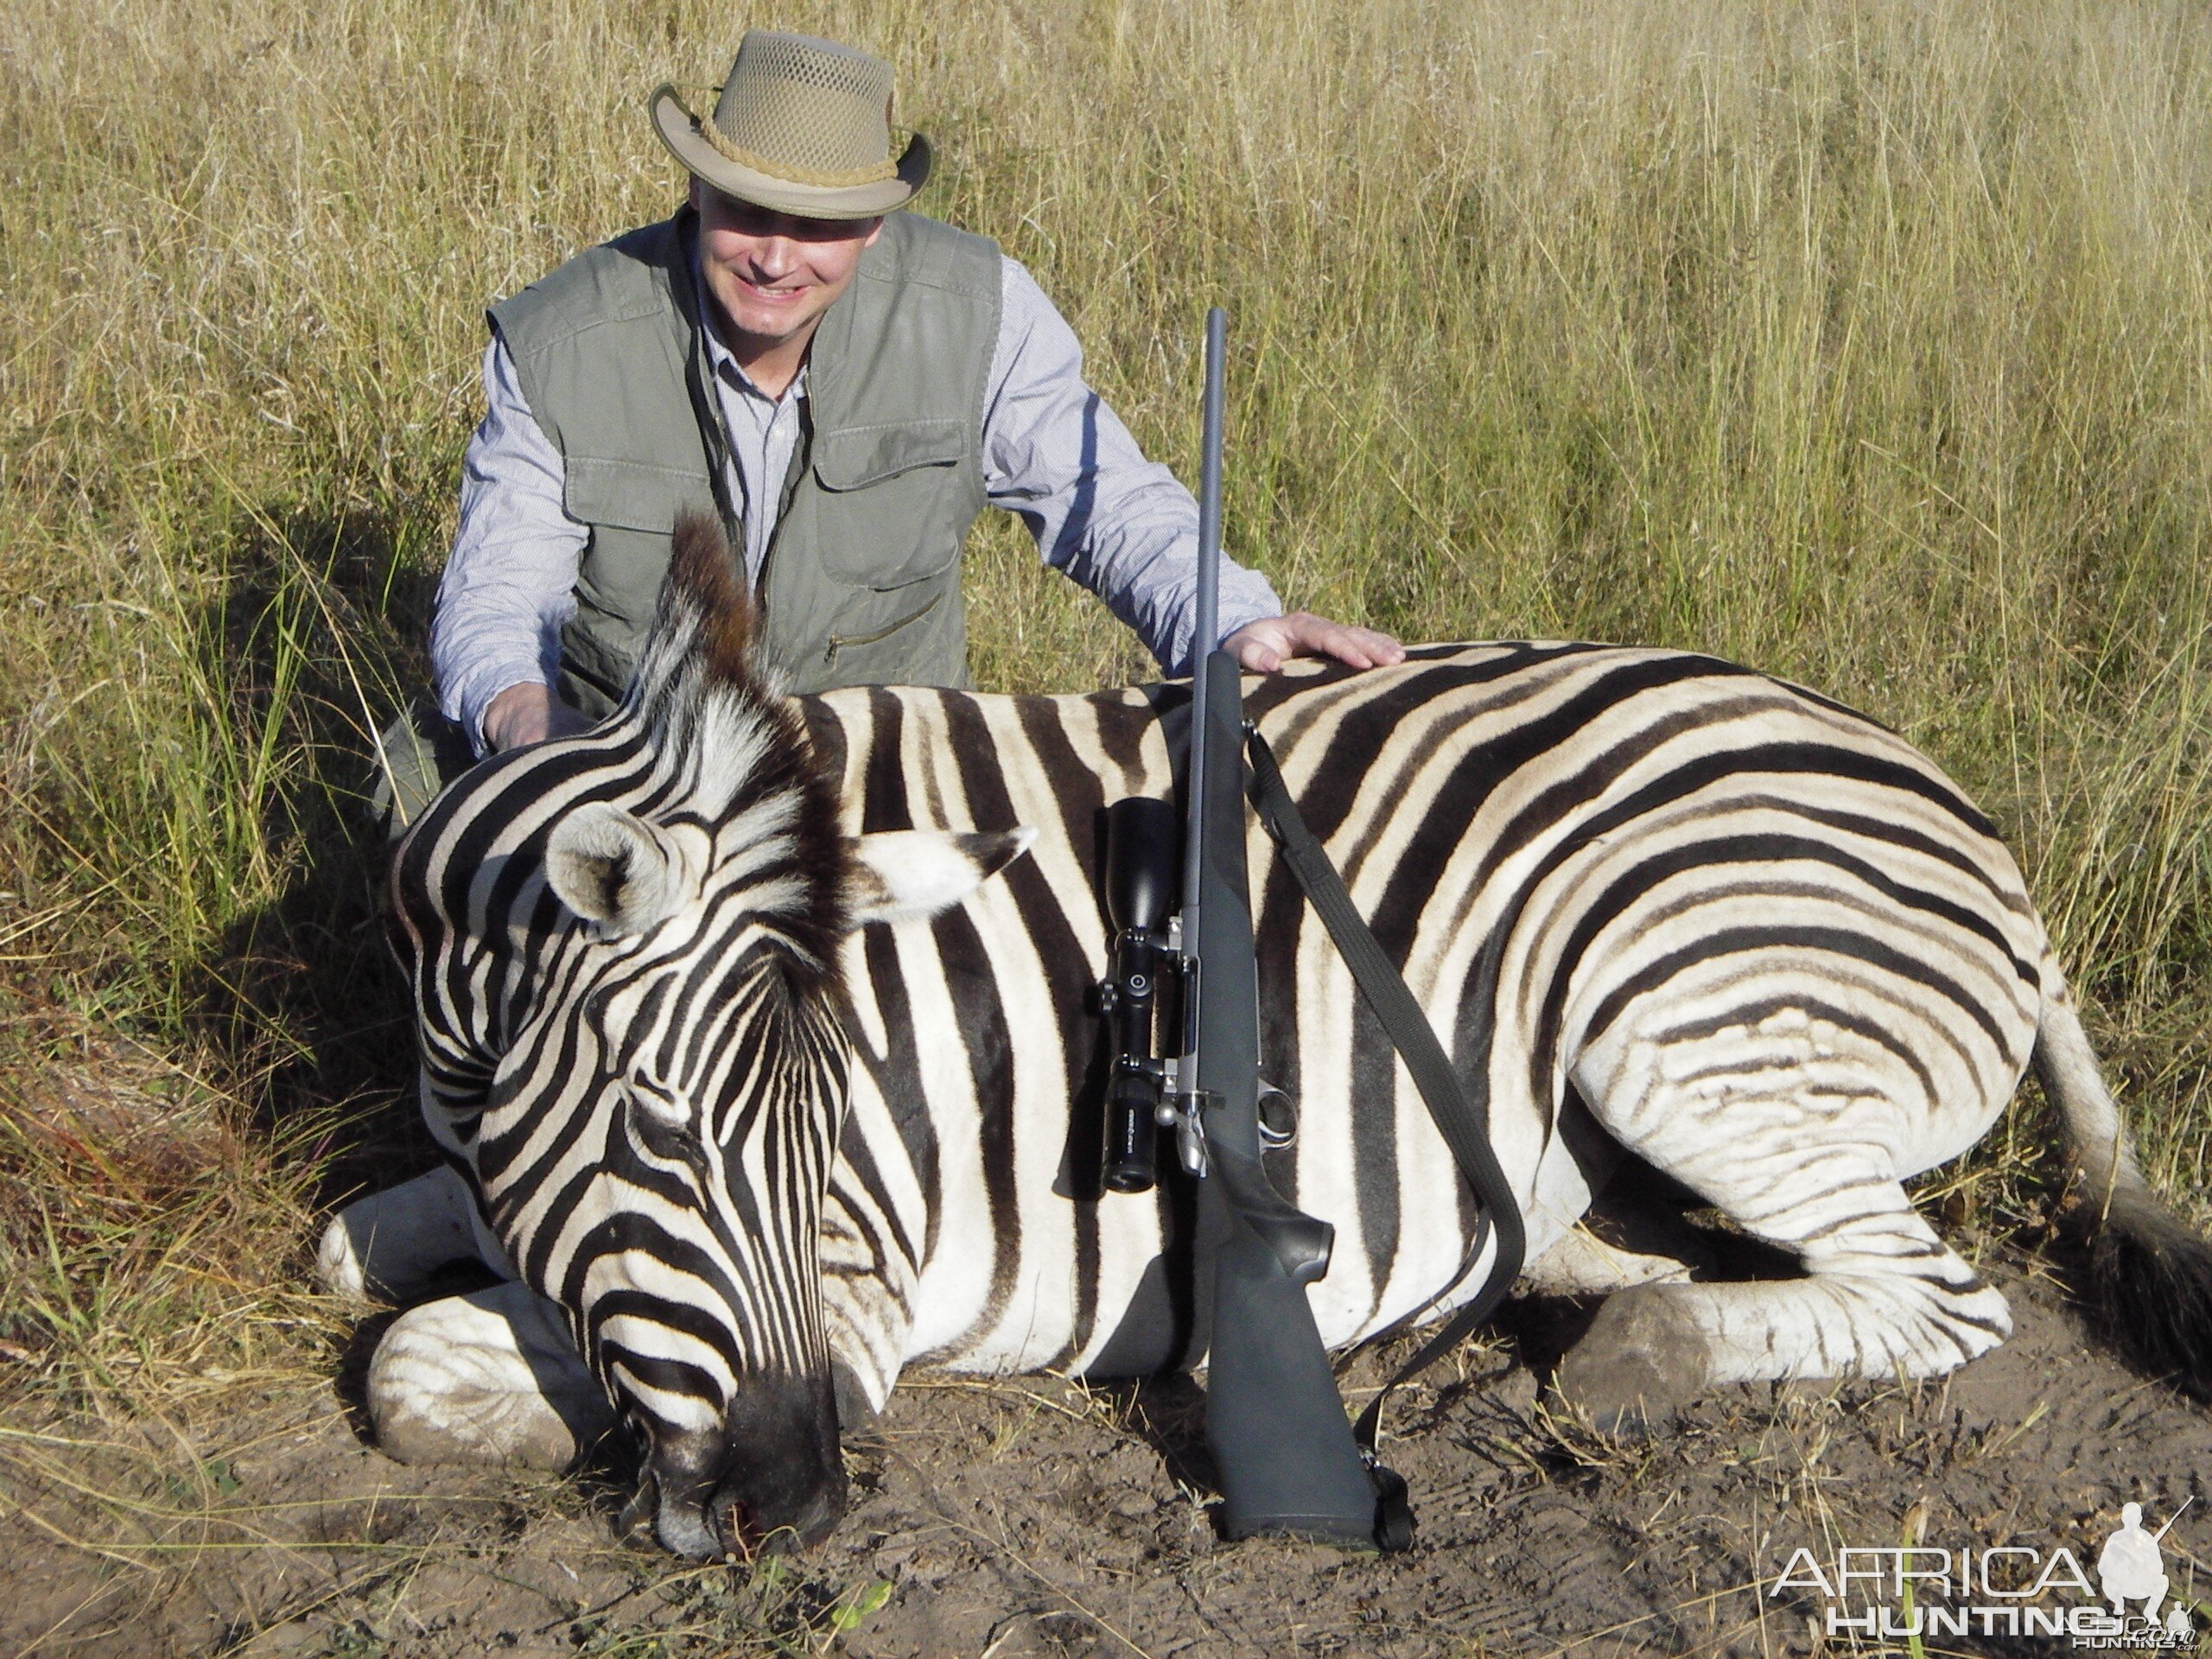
325, 523, 2209, 1557
807, 641, 2041, 1405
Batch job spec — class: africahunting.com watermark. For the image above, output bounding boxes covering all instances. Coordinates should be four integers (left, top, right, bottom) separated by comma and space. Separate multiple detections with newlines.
1768, 1501, 2198, 1649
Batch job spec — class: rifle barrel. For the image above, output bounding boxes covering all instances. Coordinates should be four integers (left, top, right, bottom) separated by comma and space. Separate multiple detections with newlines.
1181, 307, 1228, 928
2153, 1496, 2195, 1542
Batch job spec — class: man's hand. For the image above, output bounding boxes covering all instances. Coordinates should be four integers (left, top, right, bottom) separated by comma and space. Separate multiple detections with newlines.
1223, 612, 1407, 674
483, 682, 593, 752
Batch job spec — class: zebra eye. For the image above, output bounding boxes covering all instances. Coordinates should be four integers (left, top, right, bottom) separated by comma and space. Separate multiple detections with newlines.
622, 1076, 693, 1133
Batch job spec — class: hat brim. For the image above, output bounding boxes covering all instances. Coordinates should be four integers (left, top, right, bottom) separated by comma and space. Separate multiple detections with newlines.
648, 84, 930, 219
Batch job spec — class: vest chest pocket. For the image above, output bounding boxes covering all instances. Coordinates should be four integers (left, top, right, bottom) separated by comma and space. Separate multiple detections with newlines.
807, 420, 982, 588
564, 456, 716, 625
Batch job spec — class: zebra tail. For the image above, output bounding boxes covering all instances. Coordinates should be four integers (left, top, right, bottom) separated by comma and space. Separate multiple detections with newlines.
2034, 988, 2212, 1398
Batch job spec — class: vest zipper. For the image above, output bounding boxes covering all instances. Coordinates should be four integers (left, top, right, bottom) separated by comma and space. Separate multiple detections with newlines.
823, 589, 944, 667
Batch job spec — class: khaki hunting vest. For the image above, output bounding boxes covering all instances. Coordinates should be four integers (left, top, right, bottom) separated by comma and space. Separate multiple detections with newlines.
490, 208, 1002, 709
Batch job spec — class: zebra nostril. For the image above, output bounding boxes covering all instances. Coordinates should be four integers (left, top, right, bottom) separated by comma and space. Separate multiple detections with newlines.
789, 1484, 842, 1548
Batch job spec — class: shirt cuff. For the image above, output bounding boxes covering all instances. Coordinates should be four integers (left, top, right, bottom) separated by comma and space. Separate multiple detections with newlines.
1158, 560, 1284, 676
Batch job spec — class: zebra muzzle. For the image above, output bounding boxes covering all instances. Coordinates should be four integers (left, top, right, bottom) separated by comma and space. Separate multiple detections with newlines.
632, 1478, 760, 1566
670, 1371, 850, 1556
706, 1465, 841, 1556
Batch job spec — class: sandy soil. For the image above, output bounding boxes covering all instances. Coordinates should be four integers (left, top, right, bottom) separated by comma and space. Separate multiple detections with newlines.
5, 1244, 2207, 1659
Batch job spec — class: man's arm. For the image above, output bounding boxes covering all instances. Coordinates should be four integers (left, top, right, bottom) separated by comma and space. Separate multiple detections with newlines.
979, 259, 1403, 676
430, 334, 594, 754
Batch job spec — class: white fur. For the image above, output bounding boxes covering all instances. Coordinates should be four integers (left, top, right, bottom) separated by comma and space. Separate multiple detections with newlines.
316, 1164, 511, 1300
367, 1281, 611, 1470
846, 828, 1037, 925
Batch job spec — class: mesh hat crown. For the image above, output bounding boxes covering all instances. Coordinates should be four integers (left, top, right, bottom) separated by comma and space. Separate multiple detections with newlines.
649, 31, 931, 220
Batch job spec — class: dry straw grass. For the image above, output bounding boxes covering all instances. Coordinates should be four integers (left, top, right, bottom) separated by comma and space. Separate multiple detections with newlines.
3, 0, 2212, 1635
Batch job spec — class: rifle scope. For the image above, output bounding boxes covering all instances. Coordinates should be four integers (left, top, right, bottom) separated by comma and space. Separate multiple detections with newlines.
1098, 797, 1181, 1192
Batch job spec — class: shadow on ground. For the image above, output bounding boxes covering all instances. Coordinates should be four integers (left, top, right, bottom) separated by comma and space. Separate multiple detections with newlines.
198, 503, 452, 1203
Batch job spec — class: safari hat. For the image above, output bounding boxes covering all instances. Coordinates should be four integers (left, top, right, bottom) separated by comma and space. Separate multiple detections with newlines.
648, 31, 931, 220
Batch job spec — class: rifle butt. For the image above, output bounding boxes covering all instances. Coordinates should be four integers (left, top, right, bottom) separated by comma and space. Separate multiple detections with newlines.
1205, 1213, 1380, 1547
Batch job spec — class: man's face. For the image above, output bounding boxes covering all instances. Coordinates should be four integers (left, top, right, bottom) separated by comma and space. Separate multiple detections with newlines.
691, 181, 881, 355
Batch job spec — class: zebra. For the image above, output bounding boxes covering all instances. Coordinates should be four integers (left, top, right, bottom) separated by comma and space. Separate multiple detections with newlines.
321, 515, 2212, 1559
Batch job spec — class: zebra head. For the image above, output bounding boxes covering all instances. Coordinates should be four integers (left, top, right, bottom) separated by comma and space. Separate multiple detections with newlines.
389, 517, 1030, 1557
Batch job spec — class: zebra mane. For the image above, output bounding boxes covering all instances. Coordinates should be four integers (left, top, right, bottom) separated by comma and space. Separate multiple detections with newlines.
616, 512, 850, 980
629, 512, 773, 726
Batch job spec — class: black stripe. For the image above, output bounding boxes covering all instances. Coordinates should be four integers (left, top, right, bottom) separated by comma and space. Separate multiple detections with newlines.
826, 1131, 912, 1297
585, 1287, 747, 1375
1012, 694, 1116, 1364
559, 1208, 769, 1349
1653, 995, 1941, 1104
929, 901, 1021, 1338
1730, 794, 2029, 910
861, 688, 912, 832
1092, 690, 1160, 798
856, 925, 940, 1269
596, 1345, 726, 1414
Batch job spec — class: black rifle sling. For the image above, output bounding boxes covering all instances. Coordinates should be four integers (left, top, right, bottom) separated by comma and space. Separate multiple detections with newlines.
1243, 728, 1527, 1541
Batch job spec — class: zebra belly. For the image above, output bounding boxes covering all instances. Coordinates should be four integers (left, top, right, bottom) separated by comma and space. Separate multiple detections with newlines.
907, 1215, 1522, 1378
906, 1187, 1171, 1375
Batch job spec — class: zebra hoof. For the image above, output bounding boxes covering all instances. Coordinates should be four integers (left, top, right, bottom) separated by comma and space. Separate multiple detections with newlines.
366, 1282, 615, 1471
1552, 1286, 1711, 1437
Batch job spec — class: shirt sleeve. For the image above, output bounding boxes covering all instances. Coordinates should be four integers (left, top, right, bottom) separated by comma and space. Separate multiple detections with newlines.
429, 332, 588, 754
980, 257, 1283, 677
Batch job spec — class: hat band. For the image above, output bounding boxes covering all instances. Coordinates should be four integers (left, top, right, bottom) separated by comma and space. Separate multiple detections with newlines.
695, 112, 899, 190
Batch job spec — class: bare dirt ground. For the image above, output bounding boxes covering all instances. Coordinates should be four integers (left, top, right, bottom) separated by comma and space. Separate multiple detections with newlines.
5, 1243, 2208, 1659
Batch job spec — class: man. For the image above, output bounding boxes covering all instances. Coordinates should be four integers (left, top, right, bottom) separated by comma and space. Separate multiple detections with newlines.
391, 29, 1399, 818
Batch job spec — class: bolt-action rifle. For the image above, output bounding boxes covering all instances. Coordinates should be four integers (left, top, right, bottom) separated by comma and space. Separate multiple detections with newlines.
1095, 309, 1527, 1551
1095, 308, 1387, 1546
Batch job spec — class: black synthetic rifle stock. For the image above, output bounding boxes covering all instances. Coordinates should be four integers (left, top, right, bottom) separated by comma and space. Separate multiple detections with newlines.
1175, 308, 1379, 1546
1094, 308, 1522, 1551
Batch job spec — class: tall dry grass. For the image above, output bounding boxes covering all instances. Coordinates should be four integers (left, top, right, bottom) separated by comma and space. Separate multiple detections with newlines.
3, 0, 2211, 1443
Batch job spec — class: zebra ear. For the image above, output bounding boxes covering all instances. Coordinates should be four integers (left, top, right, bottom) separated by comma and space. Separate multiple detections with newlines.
845, 829, 1038, 926
546, 802, 686, 936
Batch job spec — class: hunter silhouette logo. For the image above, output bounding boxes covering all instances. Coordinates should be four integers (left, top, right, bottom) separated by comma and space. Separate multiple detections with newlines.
1770, 1500, 2199, 1648
2096, 1501, 2194, 1639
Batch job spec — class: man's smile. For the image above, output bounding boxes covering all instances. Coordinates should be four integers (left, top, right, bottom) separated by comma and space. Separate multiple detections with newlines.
734, 276, 807, 302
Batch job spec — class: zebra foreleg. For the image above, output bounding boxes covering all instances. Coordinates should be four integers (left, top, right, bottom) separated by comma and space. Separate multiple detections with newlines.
1554, 1173, 2011, 1432
365, 1281, 614, 1470
316, 1163, 514, 1300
